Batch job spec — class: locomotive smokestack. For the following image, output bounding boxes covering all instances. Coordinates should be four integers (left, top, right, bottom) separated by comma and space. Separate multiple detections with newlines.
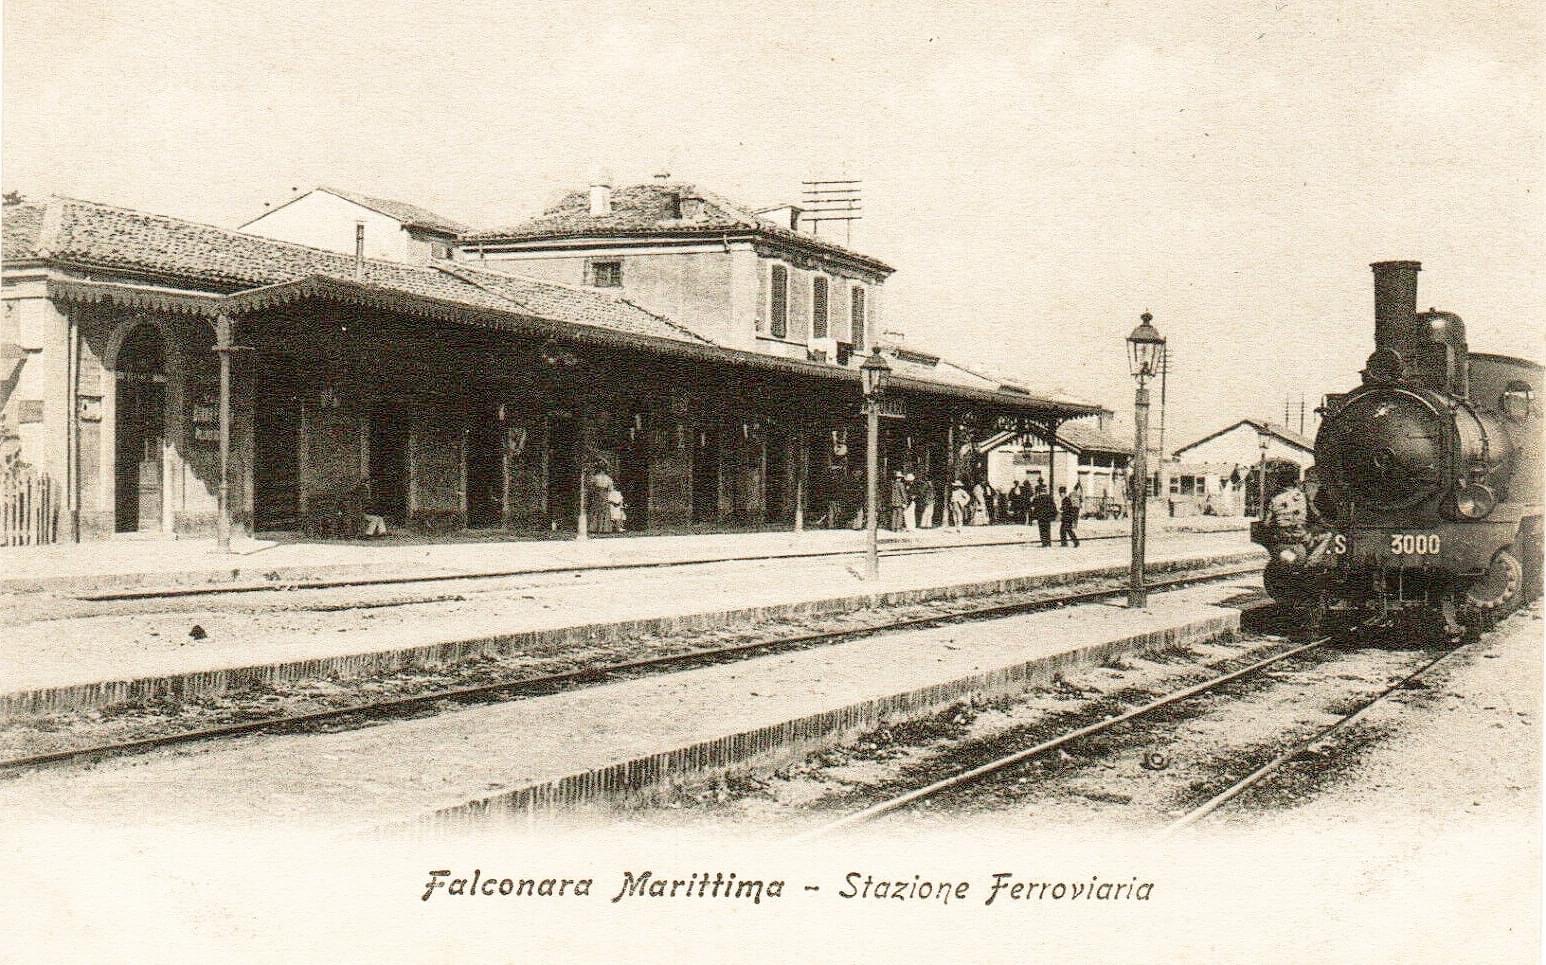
1371, 260, 1421, 358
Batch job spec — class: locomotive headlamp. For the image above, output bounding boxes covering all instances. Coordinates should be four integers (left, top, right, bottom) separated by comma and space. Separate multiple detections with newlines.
1126, 312, 1166, 382
1454, 482, 1496, 520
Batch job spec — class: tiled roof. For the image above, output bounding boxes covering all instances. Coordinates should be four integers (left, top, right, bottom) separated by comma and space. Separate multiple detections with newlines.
980, 418, 1133, 455
1056, 419, 1134, 454
317, 187, 468, 235
5, 196, 710, 345
1174, 418, 1316, 456
5, 196, 1095, 419
465, 182, 893, 273
2, 202, 46, 259
1245, 419, 1316, 451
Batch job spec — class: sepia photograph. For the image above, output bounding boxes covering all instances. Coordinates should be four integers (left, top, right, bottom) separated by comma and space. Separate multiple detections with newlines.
1, 1, 1541, 961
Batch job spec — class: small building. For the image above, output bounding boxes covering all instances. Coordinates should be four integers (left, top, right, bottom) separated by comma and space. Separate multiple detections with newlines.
1166, 418, 1316, 516
239, 187, 466, 264
979, 412, 1134, 517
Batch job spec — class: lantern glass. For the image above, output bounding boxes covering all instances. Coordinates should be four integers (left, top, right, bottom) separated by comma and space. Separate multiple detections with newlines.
860, 349, 891, 398
1126, 312, 1165, 381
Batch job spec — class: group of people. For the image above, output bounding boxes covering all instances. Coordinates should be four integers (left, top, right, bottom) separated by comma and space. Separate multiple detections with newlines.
872, 472, 1082, 547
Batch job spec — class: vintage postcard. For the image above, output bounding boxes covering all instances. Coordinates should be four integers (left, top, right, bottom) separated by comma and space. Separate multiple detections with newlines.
1, 1, 1541, 961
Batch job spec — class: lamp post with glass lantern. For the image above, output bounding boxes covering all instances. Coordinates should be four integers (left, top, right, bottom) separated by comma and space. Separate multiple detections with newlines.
860, 349, 892, 581
1126, 312, 1165, 608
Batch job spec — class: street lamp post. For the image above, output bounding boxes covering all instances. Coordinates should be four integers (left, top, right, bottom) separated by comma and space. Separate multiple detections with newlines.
1257, 429, 1270, 519
1126, 312, 1166, 608
860, 349, 892, 581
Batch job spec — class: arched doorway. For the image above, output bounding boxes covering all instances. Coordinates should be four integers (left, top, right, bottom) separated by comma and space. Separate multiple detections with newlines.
114, 324, 169, 533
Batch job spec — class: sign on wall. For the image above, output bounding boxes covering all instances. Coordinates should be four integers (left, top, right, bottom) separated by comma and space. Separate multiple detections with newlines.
192, 390, 220, 443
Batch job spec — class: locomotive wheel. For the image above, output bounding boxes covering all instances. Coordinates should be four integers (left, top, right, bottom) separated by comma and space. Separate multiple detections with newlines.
1463, 548, 1523, 615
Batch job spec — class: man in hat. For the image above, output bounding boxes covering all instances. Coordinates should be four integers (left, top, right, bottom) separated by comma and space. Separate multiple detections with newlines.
1058, 485, 1081, 547
948, 480, 970, 529
1030, 483, 1058, 547
889, 470, 908, 531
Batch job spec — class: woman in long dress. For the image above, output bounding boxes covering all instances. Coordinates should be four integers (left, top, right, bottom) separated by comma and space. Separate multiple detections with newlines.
970, 480, 989, 525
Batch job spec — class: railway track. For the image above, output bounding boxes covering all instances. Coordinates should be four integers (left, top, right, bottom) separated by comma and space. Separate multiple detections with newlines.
0, 564, 1261, 776
1161, 639, 1472, 832
788, 614, 1505, 840
790, 630, 1338, 841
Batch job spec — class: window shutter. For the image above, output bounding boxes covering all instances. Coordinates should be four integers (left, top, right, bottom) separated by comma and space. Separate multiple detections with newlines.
770, 264, 788, 339
812, 276, 829, 339
850, 285, 866, 351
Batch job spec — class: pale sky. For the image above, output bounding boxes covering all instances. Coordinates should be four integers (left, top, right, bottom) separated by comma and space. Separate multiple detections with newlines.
4, 0, 1542, 447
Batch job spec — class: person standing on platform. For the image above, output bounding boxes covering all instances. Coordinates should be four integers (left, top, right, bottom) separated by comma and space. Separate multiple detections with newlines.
971, 479, 989, 526
889, 471, 908, 531
919, 476, 937, 528
903, 473, 918, 530
589, 464, 614, 534
608, 485, 627, 533
1030, 483, 1057, 547
949, 480, 970, 529
1058, 485, 1080, 547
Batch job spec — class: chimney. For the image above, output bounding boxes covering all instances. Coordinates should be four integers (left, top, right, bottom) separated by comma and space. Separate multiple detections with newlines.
677, 190, 704, 221
788, 206, 803, 232
589, 181, 612, 217
1371, 260, 1421, 358
354, 220, 365, 281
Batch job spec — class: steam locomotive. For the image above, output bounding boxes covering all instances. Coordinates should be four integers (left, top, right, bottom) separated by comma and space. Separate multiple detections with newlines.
1252, 260, 1543, 636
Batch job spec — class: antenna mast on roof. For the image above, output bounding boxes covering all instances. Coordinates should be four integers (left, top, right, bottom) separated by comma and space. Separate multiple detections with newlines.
800, 178, 862, 246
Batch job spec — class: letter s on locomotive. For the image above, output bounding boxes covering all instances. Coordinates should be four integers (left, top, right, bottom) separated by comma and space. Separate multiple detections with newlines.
1252, 260, 1543, 638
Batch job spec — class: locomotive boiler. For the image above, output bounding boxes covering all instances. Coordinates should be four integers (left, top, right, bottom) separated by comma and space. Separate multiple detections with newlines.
1253, 260, 1543, 635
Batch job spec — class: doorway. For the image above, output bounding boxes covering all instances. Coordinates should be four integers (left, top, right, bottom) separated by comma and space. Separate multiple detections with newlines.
253, 363, 303, 531
691, 424, 720, 524
465, 407, 505, 528
546, 413, 578, 529
615, 421, 650, 531
113, 324, 168, 533
765, 427, 790, 524
369, 412, 410, 526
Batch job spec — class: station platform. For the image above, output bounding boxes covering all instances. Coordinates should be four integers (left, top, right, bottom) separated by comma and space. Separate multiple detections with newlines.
0, 578, 1254, 830
0, 515, 1248, 595
1, 528, 1261, 716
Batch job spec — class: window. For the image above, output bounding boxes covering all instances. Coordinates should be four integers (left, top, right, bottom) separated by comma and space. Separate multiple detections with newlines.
850, 285, 866, 350
811, 276, 829, 339
429, 242, 451, 260
591, 260, 623, 288
770, 264, 788, 338
1502, 380, 1534, 422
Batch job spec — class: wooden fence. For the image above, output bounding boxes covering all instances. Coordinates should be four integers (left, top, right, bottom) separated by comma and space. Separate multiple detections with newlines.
1, 470, 60, 546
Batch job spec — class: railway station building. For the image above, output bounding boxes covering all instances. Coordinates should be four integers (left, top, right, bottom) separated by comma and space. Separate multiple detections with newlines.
0, 187, 1098, 544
